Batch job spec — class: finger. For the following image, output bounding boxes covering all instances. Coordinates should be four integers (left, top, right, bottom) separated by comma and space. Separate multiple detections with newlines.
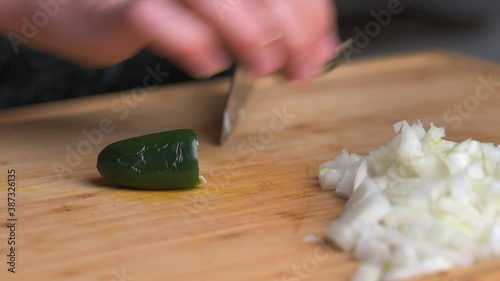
3, 0, 147, 68
75, 0, 151, 67
181, 0, 286, 76
127, 0, 231, 78
266, 0, 339, 81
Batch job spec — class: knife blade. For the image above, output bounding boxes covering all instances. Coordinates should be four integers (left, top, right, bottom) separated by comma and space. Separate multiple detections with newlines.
219, 39, 353, 145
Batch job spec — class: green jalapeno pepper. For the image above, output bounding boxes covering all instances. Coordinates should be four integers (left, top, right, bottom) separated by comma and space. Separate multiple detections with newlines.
97, 129, 201, 190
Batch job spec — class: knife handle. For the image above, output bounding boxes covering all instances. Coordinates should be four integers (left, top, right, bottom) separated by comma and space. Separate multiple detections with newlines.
322, 38, 354, 74
275, 38, 353, 77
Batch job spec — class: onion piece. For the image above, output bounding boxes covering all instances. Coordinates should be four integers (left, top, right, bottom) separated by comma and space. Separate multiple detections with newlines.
319, 120, 500, 280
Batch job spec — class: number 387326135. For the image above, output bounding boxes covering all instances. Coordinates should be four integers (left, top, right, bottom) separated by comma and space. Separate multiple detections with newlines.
7, 169, 16, 216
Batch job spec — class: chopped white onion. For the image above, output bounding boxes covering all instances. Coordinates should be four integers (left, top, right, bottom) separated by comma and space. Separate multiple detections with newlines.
319, 121, 500, 280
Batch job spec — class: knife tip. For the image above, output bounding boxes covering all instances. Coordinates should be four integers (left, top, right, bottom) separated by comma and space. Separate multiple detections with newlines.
219, 111, 232, 145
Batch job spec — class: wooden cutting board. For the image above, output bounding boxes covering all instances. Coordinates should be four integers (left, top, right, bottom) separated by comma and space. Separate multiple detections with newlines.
0, 52, 499, 281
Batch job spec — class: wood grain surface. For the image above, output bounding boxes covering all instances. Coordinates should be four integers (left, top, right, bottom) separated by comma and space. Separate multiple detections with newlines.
0, 51, 499, 281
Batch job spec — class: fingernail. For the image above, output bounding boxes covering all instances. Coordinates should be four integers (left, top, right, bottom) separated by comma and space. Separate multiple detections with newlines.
294, 63, 322, 83
249, 46, 284, 76
192, 50, 232, 78
320, 33, 341, 61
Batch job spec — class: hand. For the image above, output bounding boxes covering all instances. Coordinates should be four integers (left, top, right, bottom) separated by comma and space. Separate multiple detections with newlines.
1, 0, 339, 81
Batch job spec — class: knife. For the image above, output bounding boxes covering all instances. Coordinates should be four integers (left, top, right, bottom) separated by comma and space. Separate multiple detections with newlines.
219, 39, 354, 145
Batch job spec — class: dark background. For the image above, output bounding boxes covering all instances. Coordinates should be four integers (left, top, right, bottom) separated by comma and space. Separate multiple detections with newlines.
0, 0, 498, 109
